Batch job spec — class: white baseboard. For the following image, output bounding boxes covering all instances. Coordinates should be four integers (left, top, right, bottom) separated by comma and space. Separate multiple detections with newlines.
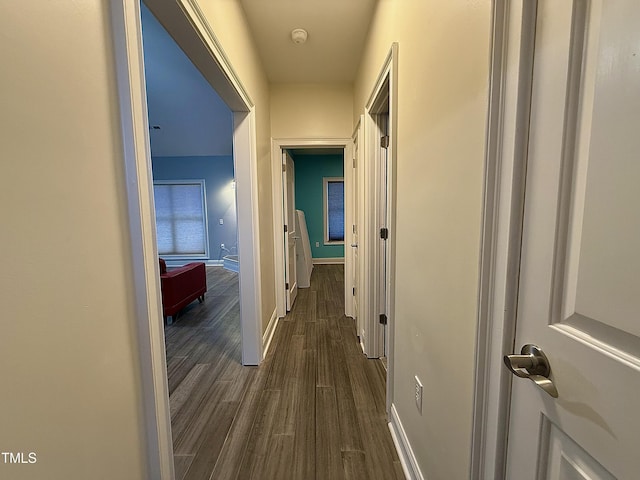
389, 403, 425, 480
262, 308, 279, 359
163, 259, 223, 267
312, 257, 344, 265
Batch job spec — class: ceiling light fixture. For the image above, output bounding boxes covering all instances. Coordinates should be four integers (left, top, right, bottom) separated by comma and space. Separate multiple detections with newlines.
291, 28, 308, 45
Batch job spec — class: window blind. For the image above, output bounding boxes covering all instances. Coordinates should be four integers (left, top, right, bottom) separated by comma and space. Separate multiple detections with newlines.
154, 182, 208, 257
327, 180, 344, 242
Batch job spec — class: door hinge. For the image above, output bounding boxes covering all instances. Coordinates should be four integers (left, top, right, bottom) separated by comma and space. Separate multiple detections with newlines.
381, 135, 390, 149
352, 287, 356, 296
380, 227, 389, 240
353, 157, 357, 168
285, 282, 289, 290
282, 163, 286, 172
284, 224, 288, 233
352, 224, 357, 234
379, 313, 388, 325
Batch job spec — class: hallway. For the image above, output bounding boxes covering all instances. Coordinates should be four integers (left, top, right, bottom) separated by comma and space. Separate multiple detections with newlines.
166, 264, 404, 480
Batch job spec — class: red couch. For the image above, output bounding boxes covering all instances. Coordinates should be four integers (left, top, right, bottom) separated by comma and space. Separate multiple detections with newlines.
159, 258, 207, 324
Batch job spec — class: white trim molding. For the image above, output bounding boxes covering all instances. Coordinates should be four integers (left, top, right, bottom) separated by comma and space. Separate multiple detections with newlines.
351, 116, 365, 343
262, 308, 279, 359
162, 259, 223, 267
471, 1, 537, 479
179, 0, 254, 109
312, 257, 345, 265
234, 110, 263, 366
388, 404, 425, 480
361, 44, 399, 422
110, 1, 174, 478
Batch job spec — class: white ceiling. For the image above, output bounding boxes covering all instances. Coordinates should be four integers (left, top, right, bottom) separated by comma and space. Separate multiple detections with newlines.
239, 0, 377, 83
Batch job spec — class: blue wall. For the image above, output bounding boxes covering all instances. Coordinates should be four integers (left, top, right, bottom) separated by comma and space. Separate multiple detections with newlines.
292, 153, 344, 259
152, 156, 237, 262
141, 4, 233, 158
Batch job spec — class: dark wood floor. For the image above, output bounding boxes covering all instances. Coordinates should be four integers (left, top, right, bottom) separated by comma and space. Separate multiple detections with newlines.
164, 264, 405, 480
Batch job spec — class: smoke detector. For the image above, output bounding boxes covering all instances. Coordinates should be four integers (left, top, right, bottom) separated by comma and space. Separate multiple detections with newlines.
291, 28, 308, 45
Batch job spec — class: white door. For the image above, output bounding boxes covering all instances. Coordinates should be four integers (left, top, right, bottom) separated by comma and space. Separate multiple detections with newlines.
506, 1, 640, 478
378, 117, 389, 358
283, 151, 298, 311
352, 132, 360, 334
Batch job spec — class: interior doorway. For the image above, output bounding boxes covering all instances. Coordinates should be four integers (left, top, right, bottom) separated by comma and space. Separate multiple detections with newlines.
139, 0, 263, 360
111, 0, 262, 477
351, 118, 363, 347
271, 139, 354, 321
361, 44, 398, 413
375, 108, 390, 364
363, 75, 393, 361
140, 2, 239, 296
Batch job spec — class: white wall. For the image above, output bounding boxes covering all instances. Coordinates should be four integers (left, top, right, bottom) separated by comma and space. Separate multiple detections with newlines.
354, 1, 492, 479
0, 1, 147, 478
271, 83, 354, 138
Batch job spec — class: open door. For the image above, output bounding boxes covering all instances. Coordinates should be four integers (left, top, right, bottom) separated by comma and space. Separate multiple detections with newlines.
351, 123, 362, 340
504, 1, 640, 478
378, 115, 389, 360
283, 150, 298, 311
361, 58, 395, 361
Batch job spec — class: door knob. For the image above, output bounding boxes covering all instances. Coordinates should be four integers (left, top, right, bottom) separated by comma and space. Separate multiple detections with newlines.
504, 344, 558, 398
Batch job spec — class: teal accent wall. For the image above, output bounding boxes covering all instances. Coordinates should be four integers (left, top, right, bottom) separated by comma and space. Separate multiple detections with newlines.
292, 153, 344, 259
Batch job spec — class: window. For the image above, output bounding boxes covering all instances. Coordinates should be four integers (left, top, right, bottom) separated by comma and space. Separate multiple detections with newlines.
323, 177, 344, 244
153, 180, 209, 258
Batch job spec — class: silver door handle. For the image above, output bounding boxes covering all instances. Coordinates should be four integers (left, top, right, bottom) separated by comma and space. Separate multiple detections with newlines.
504, 344, 558, 398
351, 243, 358, 248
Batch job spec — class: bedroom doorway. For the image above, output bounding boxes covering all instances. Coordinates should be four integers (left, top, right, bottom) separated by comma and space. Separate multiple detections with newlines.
111, 0, 262, 477
141, 2, 239, 297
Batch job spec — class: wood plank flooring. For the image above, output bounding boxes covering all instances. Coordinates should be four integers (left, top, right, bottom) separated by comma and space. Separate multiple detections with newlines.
164, 264, 404, 480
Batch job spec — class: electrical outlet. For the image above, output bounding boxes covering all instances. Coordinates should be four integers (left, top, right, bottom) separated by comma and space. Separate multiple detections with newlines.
315, 241, 320, 247
414, 375, 423, 414
219, 218, 224, 225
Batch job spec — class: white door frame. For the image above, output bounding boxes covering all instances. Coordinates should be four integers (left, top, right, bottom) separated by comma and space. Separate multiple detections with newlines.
271, 138, 354, 320
351, 117, 364, 348
363, 109, 387, 360
471, 1, 537, 478
360, 44, 398, 419
110, 0, 262, 478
